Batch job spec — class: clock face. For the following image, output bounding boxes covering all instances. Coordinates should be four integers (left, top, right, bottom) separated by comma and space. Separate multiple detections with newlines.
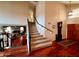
58, 22, 62, 27
59, 23, 62, 27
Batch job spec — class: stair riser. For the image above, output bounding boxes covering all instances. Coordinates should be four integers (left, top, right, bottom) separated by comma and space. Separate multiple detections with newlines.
30, 33, 40, 35
31, 35, 42, 37
30, 32, 38, 34
31, 38, 46, 41
31, 35, 43, 38
30, 30, 38, 32
31, 40, 51, 45
31, 43, 52, 51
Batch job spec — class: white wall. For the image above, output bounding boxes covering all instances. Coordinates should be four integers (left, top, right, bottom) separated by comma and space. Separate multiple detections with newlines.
0, 2, 34, 25
36, 2, 45, 35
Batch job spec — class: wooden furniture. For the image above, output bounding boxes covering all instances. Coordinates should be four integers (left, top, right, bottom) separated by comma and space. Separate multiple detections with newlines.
12, 35, 27, 47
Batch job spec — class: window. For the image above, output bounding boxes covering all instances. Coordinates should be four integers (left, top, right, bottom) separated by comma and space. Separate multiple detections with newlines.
68, 8, 79, 19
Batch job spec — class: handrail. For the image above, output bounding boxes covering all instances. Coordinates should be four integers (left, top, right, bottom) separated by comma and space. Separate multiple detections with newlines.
34, 17, 53, 33
26, 19, 31, 55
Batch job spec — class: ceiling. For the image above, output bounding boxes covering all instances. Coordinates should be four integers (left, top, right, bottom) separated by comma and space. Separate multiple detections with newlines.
29, 1, 38, 6
29, 1, 79, 6
60, 1, 79, 4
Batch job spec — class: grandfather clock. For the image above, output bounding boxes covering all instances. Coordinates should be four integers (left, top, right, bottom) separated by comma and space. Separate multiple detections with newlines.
56, 22, 62, 42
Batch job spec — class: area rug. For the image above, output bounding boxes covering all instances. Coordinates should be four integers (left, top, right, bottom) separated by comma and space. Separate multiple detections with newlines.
57, 40, 77, 48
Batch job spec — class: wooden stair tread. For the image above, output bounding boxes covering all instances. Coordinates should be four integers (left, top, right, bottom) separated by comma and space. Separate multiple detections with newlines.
31, 37, 47, 41
31, 39, 51, 44
31, 35, 43, 38
31, 41, 52, 51
31, 41, 52, 47
30, 32, 40, 35
31, 34, 42, 37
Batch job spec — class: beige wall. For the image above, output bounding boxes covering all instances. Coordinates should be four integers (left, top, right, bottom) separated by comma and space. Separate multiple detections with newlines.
36, 1, 67, 41
0, 1, 34, 25
45, 2, 67, 41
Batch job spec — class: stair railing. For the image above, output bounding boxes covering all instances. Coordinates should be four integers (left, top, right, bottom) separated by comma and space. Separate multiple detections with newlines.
26, 19, 31, 55
34, 16, 53, 33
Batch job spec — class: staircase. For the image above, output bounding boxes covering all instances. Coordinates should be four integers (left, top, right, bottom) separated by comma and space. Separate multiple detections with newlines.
29, 22, 52, 51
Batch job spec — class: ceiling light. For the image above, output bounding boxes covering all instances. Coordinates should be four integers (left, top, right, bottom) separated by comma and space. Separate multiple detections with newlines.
68, 1, 72, 16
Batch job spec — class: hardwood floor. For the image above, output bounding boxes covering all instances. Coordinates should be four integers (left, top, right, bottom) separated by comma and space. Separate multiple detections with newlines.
0, 46, 28, 57
30, 41, 79, 57
0, 40, 79, 57
13, 42, 79, 57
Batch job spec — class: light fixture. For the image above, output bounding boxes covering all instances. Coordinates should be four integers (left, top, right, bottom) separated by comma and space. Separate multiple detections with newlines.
68, 1, 72, 16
